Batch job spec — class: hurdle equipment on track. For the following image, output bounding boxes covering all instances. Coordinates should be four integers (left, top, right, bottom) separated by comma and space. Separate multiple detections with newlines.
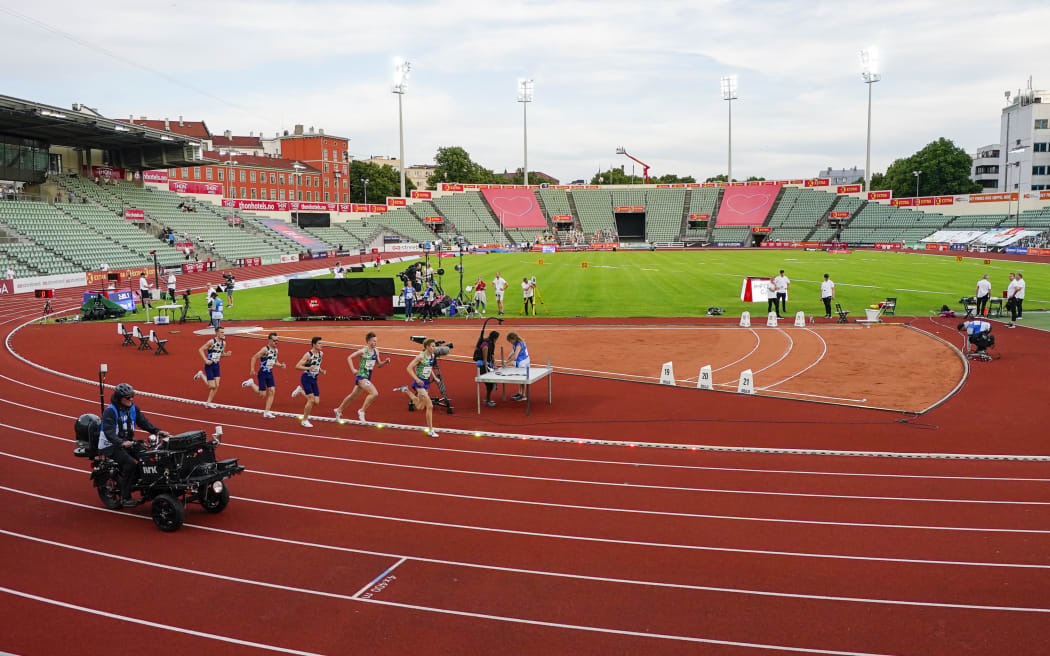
739, 311, 751, 327
766, 312, 778, 327
794, 311, 806, 327
659, 361, 676, 385
737, 369, 755, 394
697, 365, 713, 390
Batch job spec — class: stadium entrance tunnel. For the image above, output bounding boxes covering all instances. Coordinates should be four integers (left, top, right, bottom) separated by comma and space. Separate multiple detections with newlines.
614, 212, 645, 241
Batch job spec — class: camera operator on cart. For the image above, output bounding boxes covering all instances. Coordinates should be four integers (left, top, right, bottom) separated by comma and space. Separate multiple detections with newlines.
98, 383, 169, 507
957, 319, 997, 361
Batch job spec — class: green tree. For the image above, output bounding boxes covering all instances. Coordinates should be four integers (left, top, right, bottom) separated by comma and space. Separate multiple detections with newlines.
870, 138, 981, 197
652, 173, 697, 184
745, 176, 766, 182
348, 160, 414, 204
589, 167, 636, 185
705, 174, 738, 183
426, 146, 501, 186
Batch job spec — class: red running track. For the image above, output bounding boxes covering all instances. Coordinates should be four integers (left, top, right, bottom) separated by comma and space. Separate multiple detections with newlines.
1, 284, 1050, 654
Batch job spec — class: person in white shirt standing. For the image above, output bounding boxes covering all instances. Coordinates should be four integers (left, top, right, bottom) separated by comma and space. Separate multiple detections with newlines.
332, 262, 345, 279
1007, 272, 1025, 327
492, 272, 508, 316
765, 277, 779, 318
5, 266, 14, 280
167, 272, 177, 302
773, 269, 790, 316
820, 273, 835, 319
138, 273, 152, 310
975, 274, 992, 317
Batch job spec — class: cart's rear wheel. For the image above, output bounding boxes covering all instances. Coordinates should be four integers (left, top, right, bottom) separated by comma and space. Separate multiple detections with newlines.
199, 482, 230, 514
151, 494, 184, 532
96, 474, 122, 510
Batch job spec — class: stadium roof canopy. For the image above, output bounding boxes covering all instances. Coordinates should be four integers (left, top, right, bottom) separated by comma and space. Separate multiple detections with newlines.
0, 94, 205, 169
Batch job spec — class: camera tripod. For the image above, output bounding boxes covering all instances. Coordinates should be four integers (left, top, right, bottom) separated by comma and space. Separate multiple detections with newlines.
429, 356, 454, 414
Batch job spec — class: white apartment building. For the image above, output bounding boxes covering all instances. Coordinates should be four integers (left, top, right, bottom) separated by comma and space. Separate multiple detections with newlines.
971, 144, 1000, 191
998, 82, 1050, 193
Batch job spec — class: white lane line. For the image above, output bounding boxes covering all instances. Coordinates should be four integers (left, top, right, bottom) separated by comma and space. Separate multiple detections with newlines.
4, 500, 1050, 620
351, 557, 408, 599
7, 422, 1048, 533
5, 399, 1047, 481
0, 587, 325, 656
712, 327, 762, 374
750, 328, 794, 376
760, 327, 828, 390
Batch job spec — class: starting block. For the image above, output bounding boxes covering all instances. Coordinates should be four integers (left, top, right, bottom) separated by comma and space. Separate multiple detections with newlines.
659, 361, 676, 385
697, 365, 713, 390
737, 369, 755, 394
794, 311, 806, 327
739, 311, 751, 327
766, 312, 778, 327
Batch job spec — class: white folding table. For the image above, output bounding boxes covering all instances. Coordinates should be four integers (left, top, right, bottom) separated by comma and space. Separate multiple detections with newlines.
474, 365, 553, 416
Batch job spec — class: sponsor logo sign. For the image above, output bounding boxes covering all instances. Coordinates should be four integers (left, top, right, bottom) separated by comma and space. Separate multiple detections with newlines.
805, 178, 830, 187
836, 184, 862, 194
124, 209, 145, 221
827, 249, 852, 255
0, 279, 12, 294
969, 192, 1018, 203
867, 190, 892, 200
829, 211, 850, 218
169, 180, 223, 195
1025, 247, 1050, 256
688, 214, 710, 220
280, 254, 300, 263
410, 190, 432, 199
874, 243, 903, 250
369, 204, 388, 213
424, 216, 443, 223
936, 196, 955, 205
387, 197, 407, 207
552, 215, 573, 223
891, 198, 916, 207
752, 226, 772, 233
925, 243, 950, 251
441, 183, 464, 192
88, 166, 125, 180
142, 170, 168, 183
614, 206, 644, 213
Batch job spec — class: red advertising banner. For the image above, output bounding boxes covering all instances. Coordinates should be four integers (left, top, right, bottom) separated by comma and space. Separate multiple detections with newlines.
969, 192, 1018, 203
730, 182, 746, 187
169, 180, 223, 195
688, 214, 710, 220
836, 184, 862, 194
935, 196, 955, 205
686, 183, 701, 188
351, 204, 370, 212
552, 215, 573, 223
226, 215, 242, 226
294, 202, 338, 212
827, 249, 852, 255
1026, 247, 1050, 256
656, 184, 670, 188
789, 179, 805, 185
410, 190, 432, 199
761, 181, 778, 186
701, 183, 717, 188
867, 190, 892, 200
424, 216, 443, 223
1041, 191, 1050, 201
746, 181, 762, 187
290, 295, 393, 319
369, 204, 388, 213
87, 166, 125, 180
805, 178, 830, 187
874, 243, 903, 250
221, 200, 288, 212
124, 209, 145, 222
0, 279, 12, 295
142, 170, 168, 183
752, 226, 772, 233
464, 184, 477, 190
175, 242, 193, 249
441, 183, 464, 192
829, 211, 850, 218
183, 262, 209, 273
239, 257, 261, 267
891, 198, 916, 207
614, 206, 645, 212
925, 244, 950, 251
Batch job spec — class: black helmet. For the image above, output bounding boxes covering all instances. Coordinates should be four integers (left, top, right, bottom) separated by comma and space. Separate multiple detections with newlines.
74, 413, 100, 444
114, 383, 135, 400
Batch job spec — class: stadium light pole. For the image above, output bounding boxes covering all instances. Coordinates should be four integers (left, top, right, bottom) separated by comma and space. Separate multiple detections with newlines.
518, 78, 534, 185
393, 58, 411, 199
860, 49, 881, 193
912, 170, 922, 198
363, 178, 369, 206
292, 162, 306, 226
720, 75, 738, 182
1009, 145, 1029, 227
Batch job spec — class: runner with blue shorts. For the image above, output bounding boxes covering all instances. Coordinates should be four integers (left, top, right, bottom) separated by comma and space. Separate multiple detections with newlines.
396, 338, 439, 437
292, 336, 326, 428
334, 331, 391, 424
243, 332, 286, 418
194, 326, 231, 408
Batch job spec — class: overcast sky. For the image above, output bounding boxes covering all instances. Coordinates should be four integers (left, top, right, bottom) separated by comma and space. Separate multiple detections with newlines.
2, 1, 1047, 183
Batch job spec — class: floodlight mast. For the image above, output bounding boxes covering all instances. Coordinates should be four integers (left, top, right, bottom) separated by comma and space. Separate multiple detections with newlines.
393, 58, 411, 198
615, 147, 650, 184
720, 75, 738, 182
860, 49, 881, 193
518, 79, 534, 186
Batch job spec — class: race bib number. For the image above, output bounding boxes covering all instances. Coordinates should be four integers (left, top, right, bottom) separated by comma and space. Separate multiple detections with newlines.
310, 365, 320, 376
365, 359, 375, 370
420, 366, 432, 378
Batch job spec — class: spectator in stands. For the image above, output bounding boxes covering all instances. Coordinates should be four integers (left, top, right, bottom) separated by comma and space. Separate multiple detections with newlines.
820, 273, 835, 319
774, 270, 790, 316
975, 274, 992, 316
5, 266, 14, 280
93, 176, 100, 185
138, 273, 152, 310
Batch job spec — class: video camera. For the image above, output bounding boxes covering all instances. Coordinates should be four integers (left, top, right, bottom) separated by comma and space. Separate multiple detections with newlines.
410, 335, 453, 356
222, 272, 235, 282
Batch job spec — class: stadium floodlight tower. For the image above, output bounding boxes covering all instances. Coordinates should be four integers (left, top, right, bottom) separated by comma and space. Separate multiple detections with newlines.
720, 75, 738, 182
292, 162, 306, 226
393, 58, 411, 198
362, 177, 370, 205
860, 48, 881, 193
912, 170, 922, 198
518, 78, 534, 185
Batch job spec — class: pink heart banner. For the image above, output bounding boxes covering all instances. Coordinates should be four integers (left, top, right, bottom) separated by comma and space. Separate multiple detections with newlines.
482, 188, 546, 228
717, 184, 782, 225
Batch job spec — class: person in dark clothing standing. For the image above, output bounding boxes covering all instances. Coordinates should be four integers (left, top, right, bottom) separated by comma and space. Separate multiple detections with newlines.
97, 383, 168, 506
474, 331, 500, 407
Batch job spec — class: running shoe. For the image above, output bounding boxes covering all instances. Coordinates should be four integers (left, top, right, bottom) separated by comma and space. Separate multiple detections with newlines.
333, 408, 342, 422
358, 410, 367, 422
427, 429, 439, 438
205, 403, 217, 409
394, 385, 408, 393
301, 419, 313, 428
241, 378, 253, 388
193, 370, 204, 381
262, 412, 276, 419
291, 385, 303, 398
485, 400, 497, 407
408, 402, 415, 411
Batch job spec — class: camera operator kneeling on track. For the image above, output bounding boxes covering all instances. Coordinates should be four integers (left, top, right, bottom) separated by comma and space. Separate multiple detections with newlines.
98, 383, 169, 506
957, 319, 995, 354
